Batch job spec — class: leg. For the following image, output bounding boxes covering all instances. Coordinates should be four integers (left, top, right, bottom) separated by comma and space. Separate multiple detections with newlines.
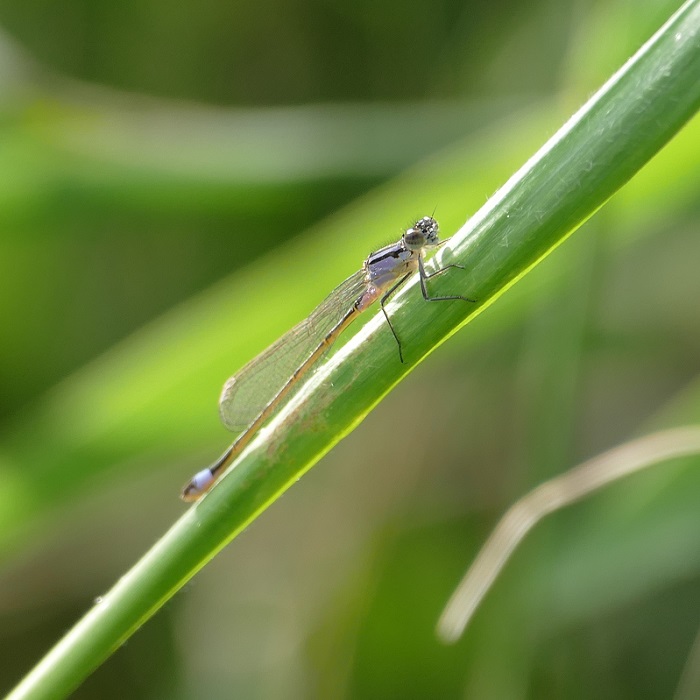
380, 273, 411, 363
418, 255, 476, 303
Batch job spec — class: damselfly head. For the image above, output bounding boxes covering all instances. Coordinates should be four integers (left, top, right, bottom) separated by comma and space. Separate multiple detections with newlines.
403, 216, 440, 251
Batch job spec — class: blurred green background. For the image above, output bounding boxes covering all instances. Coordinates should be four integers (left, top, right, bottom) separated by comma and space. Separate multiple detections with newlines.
1, 0, 699, 698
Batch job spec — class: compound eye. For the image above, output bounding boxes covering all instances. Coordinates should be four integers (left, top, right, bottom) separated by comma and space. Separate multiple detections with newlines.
404, 227, 423, 248
404, 216, 440, 249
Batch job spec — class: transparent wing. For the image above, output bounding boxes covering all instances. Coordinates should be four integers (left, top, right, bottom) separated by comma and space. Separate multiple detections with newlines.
219, 269, 368, 433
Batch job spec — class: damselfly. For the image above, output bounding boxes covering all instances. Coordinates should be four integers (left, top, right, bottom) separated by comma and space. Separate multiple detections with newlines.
181, 216, 473, 501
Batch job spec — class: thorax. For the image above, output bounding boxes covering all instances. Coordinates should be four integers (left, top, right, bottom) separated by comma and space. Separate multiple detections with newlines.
364, 242, 418, 292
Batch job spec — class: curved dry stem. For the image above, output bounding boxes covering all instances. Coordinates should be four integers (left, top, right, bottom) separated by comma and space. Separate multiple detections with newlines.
437, 426, 700, 643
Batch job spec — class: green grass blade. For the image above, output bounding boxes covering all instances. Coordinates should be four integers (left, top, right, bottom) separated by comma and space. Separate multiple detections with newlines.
7, 1, 700, 698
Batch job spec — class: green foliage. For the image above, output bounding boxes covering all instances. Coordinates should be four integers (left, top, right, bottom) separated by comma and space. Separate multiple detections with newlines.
1, 0, 700, 698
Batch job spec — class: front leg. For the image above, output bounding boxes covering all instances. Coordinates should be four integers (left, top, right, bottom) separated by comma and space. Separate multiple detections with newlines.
418, 255, 476, 303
